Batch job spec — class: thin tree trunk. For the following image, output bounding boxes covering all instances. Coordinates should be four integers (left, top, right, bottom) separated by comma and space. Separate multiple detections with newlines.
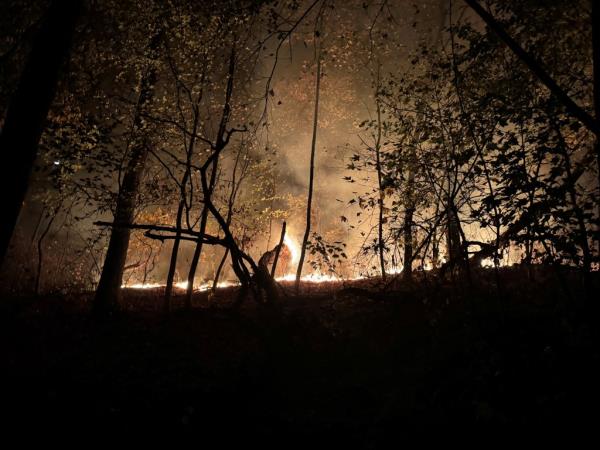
374, 98, 386, 280
0, 0, 82, 266
164, 132, 197, 312
184, 158, 218, 309
553, 121, 592, 297
185, 206, 208, 308
432, 233, 439, 268
30, 207, 46, 246
266, 214, 273, 253
402, 145, 416, 280
142, 246, 155, 285
185, 47, 238, 306
163, 199, 185, 313
204, 193, 253, 286
35, 208, 59, 295
592, 0, 600, 268
93, 30, 161, 316
403, 206, 415, 280
164, 117, 198, 312
448, 8, 502, 280
446, 201, 462, 268
211, 147, 246, 293
295, 50, 322, 293
271, 221, 287, 277
199, 159, 254, 290
166, 67, 207, 311
213, 247, 230, 291
454, 206, 473, 285
211, 168, 240, 292
201, 48, 255, 287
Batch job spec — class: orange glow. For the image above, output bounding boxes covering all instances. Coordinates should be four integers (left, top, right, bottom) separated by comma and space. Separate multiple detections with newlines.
122, 280, 239, 291
283, 234, 300, 264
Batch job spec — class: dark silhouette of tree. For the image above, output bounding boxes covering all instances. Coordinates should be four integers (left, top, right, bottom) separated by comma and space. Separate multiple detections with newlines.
0, 0, 82, 266
465, 0, 598, 137
295, 37, 322, 293
466, 0, 600, 204
93, 28, 162, 315
374, 91, 387, 280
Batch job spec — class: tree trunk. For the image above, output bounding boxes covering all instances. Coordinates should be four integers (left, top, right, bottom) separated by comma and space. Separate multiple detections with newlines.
432, 233, 440, 269
295, 49, 322, 293
402, 146, 416, 280
446, 202, 462, 267
0, 0, 82, 267
199, 154, 254, 289
184, 207, 207, 308
374, 98, 386, 280
94, 148, 150, 314
553, 121, 592, 299
593, 0, 600, 270
271, 221, 287, 277
184, 159, 218, 309
213, 248, 230, 292
185, 48, 238, 308
35, 208, 59, 295
163, 199, 185, 313
93, 31, 160, 316
403, 207, 415, 281
164, 115, 199, 312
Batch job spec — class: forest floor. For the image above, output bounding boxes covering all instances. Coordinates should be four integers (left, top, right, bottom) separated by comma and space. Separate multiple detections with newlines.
1, 266, 599, 442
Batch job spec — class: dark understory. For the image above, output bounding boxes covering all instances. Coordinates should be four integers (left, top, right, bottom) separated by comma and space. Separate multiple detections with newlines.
1, 268, 598, 443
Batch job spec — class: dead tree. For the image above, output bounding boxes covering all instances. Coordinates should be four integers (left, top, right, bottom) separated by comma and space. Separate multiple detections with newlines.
212, 143, 249, 292
182, 46, 242, 309
162, 55, 208, 312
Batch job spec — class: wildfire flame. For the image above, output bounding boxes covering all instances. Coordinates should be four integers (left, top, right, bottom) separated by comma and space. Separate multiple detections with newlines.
122, 234, 511, 291
122, 280, 238, 291
277, 234, 342, 283
283, 234, 300, 264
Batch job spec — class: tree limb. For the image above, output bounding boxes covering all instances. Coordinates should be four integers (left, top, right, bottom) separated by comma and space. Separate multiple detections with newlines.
465, 0, 600, 136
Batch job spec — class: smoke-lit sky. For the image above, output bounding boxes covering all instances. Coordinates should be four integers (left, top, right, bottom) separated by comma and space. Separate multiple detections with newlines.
6, 0, 465, 288
260, 0, 447, 272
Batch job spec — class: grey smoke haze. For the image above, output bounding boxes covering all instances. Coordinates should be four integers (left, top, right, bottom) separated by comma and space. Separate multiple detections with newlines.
4, 0, 450, 290
259, 0, 447, 266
